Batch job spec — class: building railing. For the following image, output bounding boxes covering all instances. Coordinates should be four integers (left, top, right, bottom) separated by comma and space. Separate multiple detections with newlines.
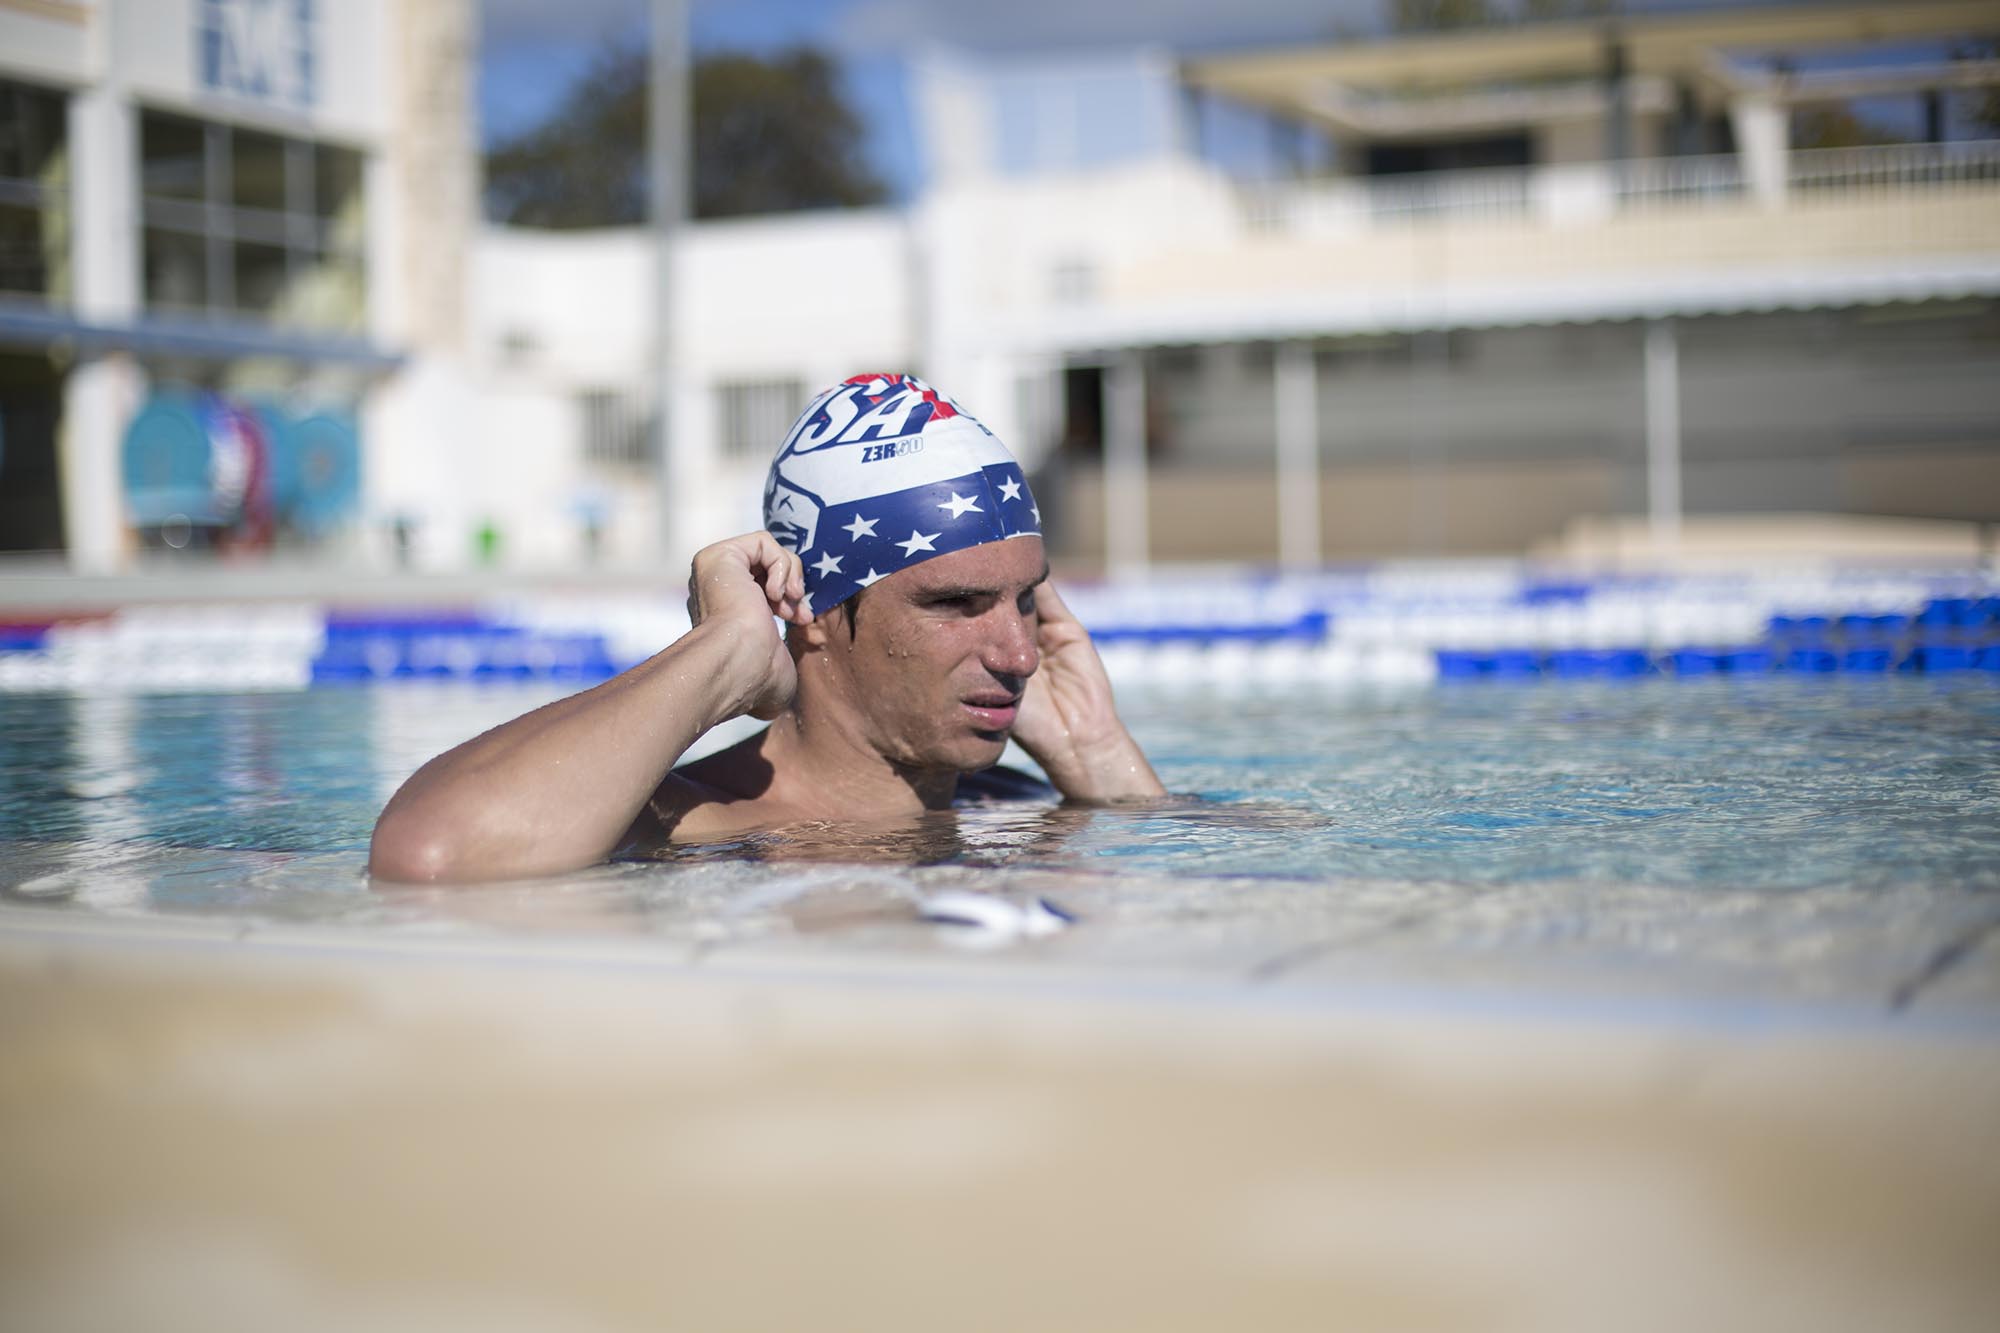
1785, 140, 2000, 193
1244, 140, 2000, 234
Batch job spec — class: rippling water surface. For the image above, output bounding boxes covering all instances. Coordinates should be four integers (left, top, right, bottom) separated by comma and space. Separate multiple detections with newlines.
1128, 678, 2000, 892
2, 678, 1997, 930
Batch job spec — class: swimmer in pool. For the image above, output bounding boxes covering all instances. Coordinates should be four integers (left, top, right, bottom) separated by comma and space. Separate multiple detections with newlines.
369, 373, 1163, 882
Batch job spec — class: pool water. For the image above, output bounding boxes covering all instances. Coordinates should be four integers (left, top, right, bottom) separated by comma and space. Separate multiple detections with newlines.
3, 677, 1998, 1012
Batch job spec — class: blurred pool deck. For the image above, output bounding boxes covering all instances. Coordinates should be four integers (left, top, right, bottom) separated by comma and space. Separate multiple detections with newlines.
2, 862, 1996, 1333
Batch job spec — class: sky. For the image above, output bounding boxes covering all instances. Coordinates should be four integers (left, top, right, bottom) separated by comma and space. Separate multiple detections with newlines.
479, 0, 1401, 196
475, 0, 1889, 202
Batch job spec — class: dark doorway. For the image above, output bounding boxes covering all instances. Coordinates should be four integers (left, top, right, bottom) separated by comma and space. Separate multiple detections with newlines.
1365, 133, 1534, 176
0, 351, 65, 553
1061, 364, 1104, 459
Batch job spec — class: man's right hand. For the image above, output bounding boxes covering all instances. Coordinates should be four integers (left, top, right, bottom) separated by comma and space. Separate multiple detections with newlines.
369, 529, 812, 883
686, 531, 811, 721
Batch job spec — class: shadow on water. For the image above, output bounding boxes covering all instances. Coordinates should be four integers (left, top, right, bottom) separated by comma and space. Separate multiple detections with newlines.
636, 794, 1327, 870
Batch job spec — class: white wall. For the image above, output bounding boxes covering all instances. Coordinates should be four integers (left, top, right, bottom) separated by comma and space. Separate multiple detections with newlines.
0, 2, 95, 86
460, 210, 920, 568
109, 0, 388, 142
918, 158, 1240, 464
474, 212, 916, 391
473, 230, 655, 387
672, 210, 915, 387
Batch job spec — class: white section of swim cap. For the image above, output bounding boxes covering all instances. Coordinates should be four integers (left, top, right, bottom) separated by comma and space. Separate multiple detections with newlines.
774, 414, 1017, 509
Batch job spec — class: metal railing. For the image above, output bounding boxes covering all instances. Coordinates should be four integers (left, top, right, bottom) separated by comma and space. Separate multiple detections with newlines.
1244, 140, 2000, 234
1786, 140, 2000, 193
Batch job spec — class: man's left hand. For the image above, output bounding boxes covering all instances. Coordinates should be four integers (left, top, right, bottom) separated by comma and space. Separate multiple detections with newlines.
1011, 582, 1166, 803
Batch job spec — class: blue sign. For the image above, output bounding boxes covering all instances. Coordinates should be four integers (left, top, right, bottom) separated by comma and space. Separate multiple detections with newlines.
198, 0, 317, 108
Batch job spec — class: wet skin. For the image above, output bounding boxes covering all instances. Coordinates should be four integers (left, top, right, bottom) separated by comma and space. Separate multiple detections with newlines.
628, 537, 1060, 848
369, 528, 1159, 884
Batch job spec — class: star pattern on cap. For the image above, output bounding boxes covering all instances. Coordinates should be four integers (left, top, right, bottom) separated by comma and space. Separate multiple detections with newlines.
773, 454, 1040, 619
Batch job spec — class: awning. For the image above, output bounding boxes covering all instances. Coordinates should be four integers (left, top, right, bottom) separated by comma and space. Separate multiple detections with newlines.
0, 303, 404, 372
1007, 256, 2000, 355
1183, 1, 2000, 115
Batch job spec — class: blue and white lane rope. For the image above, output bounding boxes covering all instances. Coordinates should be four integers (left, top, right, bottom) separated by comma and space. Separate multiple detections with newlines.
1, 574, 1995, 692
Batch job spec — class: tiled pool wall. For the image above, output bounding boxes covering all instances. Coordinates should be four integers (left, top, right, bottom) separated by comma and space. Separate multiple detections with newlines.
2, 568, 1997, 692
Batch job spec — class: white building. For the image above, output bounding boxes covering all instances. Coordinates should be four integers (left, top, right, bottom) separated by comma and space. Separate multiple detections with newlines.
466, 0, 2000, 574
6, 0, 1999, 575
0, 0, 476, 570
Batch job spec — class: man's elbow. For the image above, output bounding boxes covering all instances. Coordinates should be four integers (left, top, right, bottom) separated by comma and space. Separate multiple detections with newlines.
368, 816, 462, 884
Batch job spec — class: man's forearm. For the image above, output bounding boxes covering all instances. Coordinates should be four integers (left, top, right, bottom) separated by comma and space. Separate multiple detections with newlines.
369, 623, 757, 882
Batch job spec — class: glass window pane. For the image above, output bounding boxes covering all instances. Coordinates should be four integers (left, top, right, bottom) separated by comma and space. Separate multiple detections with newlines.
313, 143, 361, 219
313, 143, 365, 252
0, 81, 67, 183
231, 128, 287, 211
0, 201, 50, 295
141, 113, 207, 201
284, 247, 365, 332
143, 227, 207, 311
232, 239, 288, 315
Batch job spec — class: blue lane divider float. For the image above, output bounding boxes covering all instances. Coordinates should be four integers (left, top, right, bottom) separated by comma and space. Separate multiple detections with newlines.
0, 623, 51, 652
1430, 592, 2000, 681
310, 615, 621, 684
1088, 610, 1330, 647
5, 575, 1998, 694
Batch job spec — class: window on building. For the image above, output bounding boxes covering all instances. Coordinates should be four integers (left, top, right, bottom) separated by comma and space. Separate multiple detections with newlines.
0, 79, 70, 302
580, 389, 653, 468
1050, 257, 1096, 304
138, 110, 366, 329
717, 379, 805, 461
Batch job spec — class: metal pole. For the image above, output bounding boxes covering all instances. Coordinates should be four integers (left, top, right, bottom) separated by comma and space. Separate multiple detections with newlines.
1644, 318, 1683, 551
1409, 329, 1448, 555
1105, 350, 1148, 575
1602, 33, 1631, 164
1274, 340, 1320, 568
650, 0, 689, 559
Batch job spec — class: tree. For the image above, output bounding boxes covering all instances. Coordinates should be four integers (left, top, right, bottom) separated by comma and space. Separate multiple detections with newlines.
1390, 0, 1498, 31
1521, 0, 1622, 20
1390, 0, 1623, 29
1790, 105, 1909, 151
484, 43, 886, 227
1950, 38, 2000, 135
691, 50, 887, 219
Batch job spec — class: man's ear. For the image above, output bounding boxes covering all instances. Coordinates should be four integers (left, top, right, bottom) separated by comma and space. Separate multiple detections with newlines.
787, 612, 838, 653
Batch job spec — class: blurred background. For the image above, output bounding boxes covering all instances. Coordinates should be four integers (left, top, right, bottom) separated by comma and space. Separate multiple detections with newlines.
0, 0, 1996, 583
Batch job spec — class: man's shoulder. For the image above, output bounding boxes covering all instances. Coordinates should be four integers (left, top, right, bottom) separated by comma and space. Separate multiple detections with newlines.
619, 732, 776, 851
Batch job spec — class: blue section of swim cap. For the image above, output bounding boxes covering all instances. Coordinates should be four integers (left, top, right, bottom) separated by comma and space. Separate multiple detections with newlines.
779, 461, 1040, 616
764, 374, 1039, 615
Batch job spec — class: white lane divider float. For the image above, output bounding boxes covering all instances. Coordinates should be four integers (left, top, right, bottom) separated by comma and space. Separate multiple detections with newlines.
916, 891, 1076, 948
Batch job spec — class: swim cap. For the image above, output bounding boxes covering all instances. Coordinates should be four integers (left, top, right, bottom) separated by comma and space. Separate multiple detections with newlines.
763, 373, 1041, 616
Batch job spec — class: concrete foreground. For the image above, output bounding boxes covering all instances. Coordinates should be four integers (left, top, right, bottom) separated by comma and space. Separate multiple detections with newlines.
1, 910, 1997, 1333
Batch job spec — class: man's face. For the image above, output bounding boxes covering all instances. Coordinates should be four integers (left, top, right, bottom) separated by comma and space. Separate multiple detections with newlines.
816, 537, 1047, 773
